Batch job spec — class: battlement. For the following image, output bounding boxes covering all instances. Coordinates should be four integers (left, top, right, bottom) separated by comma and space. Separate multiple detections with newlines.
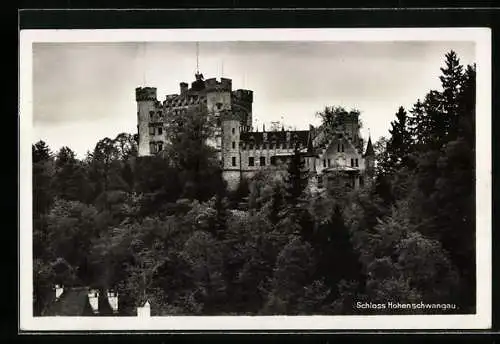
232, 89, 253, 103
136, 87, 158, 102
205, 77, 232, 92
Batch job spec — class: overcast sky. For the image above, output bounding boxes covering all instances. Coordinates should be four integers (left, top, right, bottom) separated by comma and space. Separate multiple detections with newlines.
32, 41, 475, 158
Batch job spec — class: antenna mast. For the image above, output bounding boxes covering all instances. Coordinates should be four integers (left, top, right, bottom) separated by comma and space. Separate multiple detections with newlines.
196, 42, 200, 74
142, 42, 146, 86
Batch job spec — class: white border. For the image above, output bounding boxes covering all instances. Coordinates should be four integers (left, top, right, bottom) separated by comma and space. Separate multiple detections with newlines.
19, 28, 492, 331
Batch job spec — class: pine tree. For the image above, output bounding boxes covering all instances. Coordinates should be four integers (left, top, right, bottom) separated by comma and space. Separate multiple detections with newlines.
33, 141, 55, 217
384, 106, 413, 173
277, 145, 309, 236
283, 145, 309, 206
408, 99, 430, 148
33, 140, 52, 163
439, 50, 465, 141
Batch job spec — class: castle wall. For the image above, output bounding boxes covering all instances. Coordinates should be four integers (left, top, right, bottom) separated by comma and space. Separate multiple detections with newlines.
207, 90, 232, 113
223, 170, 241, 191
239, 145, 295, 171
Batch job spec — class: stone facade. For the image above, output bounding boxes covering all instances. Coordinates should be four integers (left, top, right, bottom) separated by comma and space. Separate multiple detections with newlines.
136, 73, 375, 191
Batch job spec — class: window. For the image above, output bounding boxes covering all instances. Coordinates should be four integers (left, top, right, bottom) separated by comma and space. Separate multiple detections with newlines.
149, 143, 155, 154
232, 141, 236, 149
341, 144, 345, 152
158, 142, 163, 151
328, 159, 331, 167
248, 157, 254, 166
337, 144, 340, 152
232, 157, 236, 167
149, 111, 154, 119
317, 175, 323, 188
260, 157, 266, 166
355, 158, 359, 167
351, 158, 354, 167
232, 128, 236, 134
271, 156, 277, 165
149, 127, 155, 135
158, 127, 163, 135
323, 159, 326, 167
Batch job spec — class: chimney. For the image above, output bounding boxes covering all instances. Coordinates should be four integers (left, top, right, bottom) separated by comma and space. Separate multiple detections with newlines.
55, 285, 64, 300
88, 289, 99, 314
137, 300, 151, 317
107, 291, 119, 314
180, 82, 188, 94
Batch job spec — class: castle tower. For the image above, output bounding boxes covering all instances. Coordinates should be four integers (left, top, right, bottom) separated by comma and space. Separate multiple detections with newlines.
221, 111, 241, 191
205, 77, 232, 115
231, 89, 253, 132
136, 87, 158, 156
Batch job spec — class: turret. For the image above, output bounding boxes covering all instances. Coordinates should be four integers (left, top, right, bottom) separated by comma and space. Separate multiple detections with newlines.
136, 87, 158, 156
364, 135, 375, 177
231, 89, 253, 132
180, 82, 188, 95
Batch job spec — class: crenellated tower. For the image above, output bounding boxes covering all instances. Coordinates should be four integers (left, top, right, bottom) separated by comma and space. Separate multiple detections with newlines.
136, 87, 158, 156
231, 89, 253, 132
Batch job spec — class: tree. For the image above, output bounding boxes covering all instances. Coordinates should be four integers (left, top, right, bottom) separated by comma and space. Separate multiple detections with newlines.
33, 140, 52, 163
33, 141, 55, 218
284, 146, 309, 206
261, 236, 316, 314
52, 146, 88, 202
45, 199, 103, 284
163, 106, 223, 201
439, 50, 465, 141
384, 107, 413, 173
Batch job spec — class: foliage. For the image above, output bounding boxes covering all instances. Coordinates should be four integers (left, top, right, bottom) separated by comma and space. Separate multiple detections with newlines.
32, 51, 476, 315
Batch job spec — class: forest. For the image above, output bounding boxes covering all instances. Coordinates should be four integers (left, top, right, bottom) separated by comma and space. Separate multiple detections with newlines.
32, 51, 476, 316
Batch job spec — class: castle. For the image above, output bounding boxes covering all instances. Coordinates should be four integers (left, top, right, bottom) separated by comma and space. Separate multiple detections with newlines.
136, 72, 375, 191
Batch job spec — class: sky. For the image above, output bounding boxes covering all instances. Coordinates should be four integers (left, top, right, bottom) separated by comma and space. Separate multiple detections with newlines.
32, 40, 475, 158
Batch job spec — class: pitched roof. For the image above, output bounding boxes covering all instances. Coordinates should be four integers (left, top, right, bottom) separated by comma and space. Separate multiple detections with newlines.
41, 287, 116, 316
364, 136, 375, 157
42, 287, 94, 316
